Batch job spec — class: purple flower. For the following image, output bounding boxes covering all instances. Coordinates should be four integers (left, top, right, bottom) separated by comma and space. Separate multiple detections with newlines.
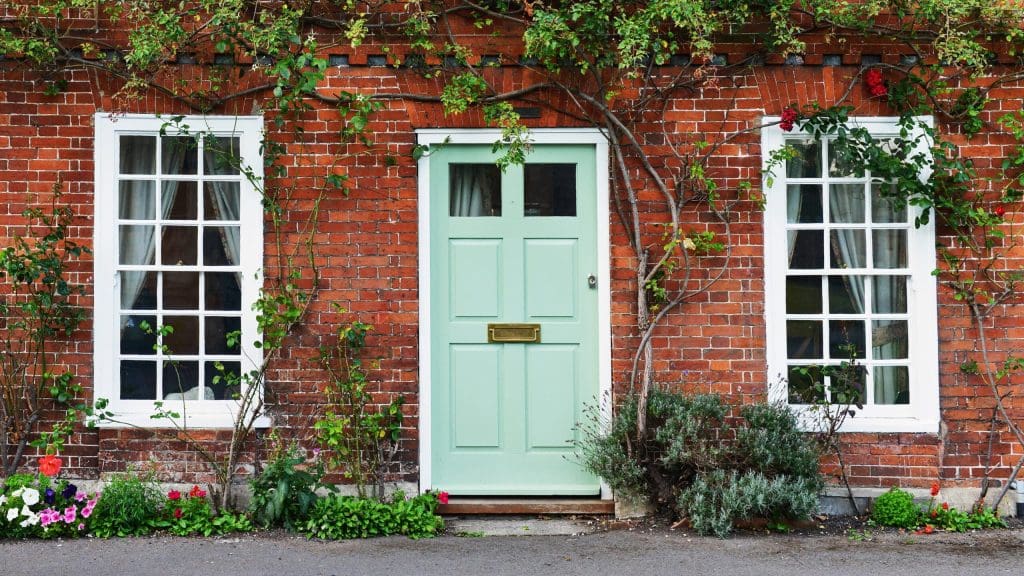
62, 484, 78, 500
44, 488, 56, 505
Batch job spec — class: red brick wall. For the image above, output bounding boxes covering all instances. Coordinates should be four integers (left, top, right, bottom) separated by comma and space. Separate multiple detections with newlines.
2, 46, 1023, 491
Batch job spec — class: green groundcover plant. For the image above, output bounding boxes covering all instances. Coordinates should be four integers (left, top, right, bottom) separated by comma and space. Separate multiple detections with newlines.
871, 484, 1006, 533
302, 491, 445, 540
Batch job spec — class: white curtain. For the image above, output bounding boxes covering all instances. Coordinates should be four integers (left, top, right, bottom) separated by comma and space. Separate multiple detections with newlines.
119, 140, 183, 323
828, 186, 865, 314
203, 149, 241, 279
450, 165, 496, 217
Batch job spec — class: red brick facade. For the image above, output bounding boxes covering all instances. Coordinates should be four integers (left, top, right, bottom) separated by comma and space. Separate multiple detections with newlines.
2, 37, 1023, 495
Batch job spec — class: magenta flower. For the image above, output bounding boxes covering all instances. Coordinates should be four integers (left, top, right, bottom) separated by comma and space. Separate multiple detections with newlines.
63, 506, 77, 524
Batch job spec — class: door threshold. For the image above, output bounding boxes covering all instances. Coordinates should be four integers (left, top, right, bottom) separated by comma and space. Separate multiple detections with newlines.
439, 497, 614, 515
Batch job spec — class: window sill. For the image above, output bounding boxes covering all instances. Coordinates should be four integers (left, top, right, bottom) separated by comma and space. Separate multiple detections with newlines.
93, 409, 272, 430
793, 408, 939, 434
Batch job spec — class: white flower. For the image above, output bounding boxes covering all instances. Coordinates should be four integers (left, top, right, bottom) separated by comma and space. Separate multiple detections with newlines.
10, 487, 23, 498
21, 504, 33, 517
682, 237, 697, 251
0, 494, 6, 507
20, 488, 39, 507
19, 513, 39, 527
6, 507, 18, 521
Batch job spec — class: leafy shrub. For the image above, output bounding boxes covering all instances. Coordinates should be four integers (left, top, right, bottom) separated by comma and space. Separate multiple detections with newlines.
302, 492, 443, 540
89, 471, 163, 537
926, 505, 1005, 532
678, 470, 820, 537
577, 388, 823, 536
871, 487, 920, 528
249, 444, 324, 530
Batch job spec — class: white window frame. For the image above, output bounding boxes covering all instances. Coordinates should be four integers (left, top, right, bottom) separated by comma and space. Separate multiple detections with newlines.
93, 113, 265, 428
762, 116, 939, 433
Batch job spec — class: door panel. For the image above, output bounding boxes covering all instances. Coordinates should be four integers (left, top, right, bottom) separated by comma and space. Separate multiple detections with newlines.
430, 143, 599, 495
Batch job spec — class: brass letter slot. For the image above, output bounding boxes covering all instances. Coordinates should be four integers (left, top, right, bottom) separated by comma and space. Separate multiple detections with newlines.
487, 323, 541, 343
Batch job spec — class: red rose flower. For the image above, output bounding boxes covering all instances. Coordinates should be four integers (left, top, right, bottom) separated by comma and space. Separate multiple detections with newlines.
39, 454, 62, 477
173, 508, 183, 519
942, 502, 949, 510
994, 205, 1006, 217
438, 491, 449, 505
168, 490, 181, 501
189, 485, 206, 499
930, 482, 940, 497
864, 69, 888, 98
779, 106, 799, 132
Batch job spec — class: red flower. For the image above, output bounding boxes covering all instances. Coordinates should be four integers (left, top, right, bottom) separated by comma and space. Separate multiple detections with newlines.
864, 69, 888, 98
994, 205, 1006, 217
438, 491, 449, 505
930, 510, 937, 518
39, 454, 62, 477
942, 502, 949, 510
167, 490, 181, 501
930, 482, 940, 497
779, 106, 799, 132
188, 485, 206, 499
173, 508, 183, 519
923, 524, 934, 534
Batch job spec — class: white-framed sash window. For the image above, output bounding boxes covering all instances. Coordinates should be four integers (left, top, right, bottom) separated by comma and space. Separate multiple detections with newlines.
93, 114, 264, 428
762, 116, 939, 433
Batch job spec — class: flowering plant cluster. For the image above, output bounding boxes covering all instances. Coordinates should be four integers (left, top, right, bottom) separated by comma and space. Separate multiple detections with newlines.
1, 455, 100, 539
779, 106, 799, 132
864, 68, 888, 98
915, 482, 1006, 534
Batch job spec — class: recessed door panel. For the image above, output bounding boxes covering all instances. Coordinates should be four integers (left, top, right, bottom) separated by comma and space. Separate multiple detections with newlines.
524, 239, 577, 319
451, 345, 501, 448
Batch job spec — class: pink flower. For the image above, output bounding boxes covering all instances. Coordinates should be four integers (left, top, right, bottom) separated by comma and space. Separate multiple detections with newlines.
78, 522, 85, 531
173, 508, 183, 519
438, 491, 449, 505
168, 490, 181, 501
779, 107, 799, 132
39, 508, 59, 527
75, 493, 87, 502
63, 506, 77, 524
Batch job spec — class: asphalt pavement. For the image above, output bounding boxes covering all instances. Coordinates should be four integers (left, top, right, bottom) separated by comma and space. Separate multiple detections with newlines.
3, 522, 1024, 576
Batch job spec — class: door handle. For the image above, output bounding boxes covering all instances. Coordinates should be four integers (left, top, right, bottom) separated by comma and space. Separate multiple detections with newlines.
587, 274, 597, 289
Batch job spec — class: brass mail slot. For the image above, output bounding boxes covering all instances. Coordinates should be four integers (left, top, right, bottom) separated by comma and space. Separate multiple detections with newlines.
487, 323, 541, 343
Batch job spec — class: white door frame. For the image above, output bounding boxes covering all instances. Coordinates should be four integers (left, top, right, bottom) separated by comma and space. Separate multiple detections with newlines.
415, 128, 612, 499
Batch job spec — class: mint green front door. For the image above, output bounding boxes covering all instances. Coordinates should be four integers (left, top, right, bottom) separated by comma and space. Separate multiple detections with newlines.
430, 144, 600, 495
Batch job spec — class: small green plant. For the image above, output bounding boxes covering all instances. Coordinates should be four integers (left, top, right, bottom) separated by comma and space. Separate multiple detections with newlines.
678, 470, 820, 538
870, 487, 920, 529
249, 442, 325, 531
88, 470, 163, 538
301, 491, 443, 540
315, 314, 405, 500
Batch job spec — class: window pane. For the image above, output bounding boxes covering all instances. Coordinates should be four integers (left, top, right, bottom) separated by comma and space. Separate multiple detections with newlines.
164, 315, 199, 355
120, 136, 156, 174
828, 140, 861, 177
119, 181, 155, 220
874, 366, 910, 405
829, 184, 866, 223
786, 139, 820, 178
163, 182, 198, 220
163, 360, 200, 398
873, 276, 907, 313
162, 136, 199, 175
829, 320, 865, 359
204, 136, 241, 175
786, 276, 822, 314
829, 230, 865, 269
203, 226, 240, 266
873, 230, 907, 269
787, 366, 824, 403
450, 164, 501, 216
163, 272, 199, 310
204, 182, 240, 221
119, 225, 156, 265
787, 320, 823, 359
206, 361, 241, 400
829, 364, 866, 405
786, 185, 822, 223
205, 316, 241, 355
120, 315, 157, 355
120, 360, 157, 399
120, 271, 157, 310
872, 320, 908, 359
161, 226, 197, 265
788, 230, 823, 269
828, 275, 864, 314
871, 182, 906, 223
205, 272, 242, 311
524, 164, 576, 216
